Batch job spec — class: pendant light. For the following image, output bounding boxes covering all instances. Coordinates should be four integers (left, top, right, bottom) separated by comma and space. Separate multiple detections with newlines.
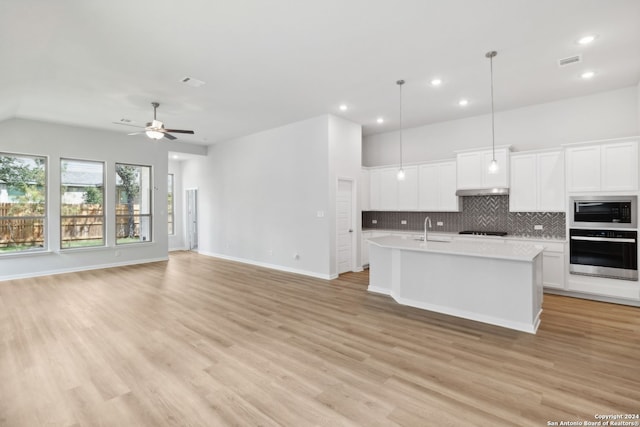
396, 79, 406, 181
486, 50, 499, 174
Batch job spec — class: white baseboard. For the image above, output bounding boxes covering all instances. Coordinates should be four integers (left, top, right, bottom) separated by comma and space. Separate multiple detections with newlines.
391, 292, 538, 334
0, 257, 169, 282
197, 251, 337, 280
169, 246, 189, 252
367, 286, 392, 295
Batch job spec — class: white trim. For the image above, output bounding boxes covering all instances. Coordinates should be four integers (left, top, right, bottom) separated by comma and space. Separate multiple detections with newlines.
0, 257, 169, 282
561, 135, 639, 148
367, 286, 391, 295
169, 246, 189, 252
198, 251, 337, 280
391, 292, 540, 334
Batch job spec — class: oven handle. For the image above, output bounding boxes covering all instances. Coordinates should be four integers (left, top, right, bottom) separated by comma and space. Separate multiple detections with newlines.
570, 236, 636, 243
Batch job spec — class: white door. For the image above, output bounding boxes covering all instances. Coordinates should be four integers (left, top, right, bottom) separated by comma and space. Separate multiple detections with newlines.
186, 189, 198, 251
337, 179, 354, 274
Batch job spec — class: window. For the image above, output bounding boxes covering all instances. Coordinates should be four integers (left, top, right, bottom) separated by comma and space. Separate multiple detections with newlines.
60, 159, 105, 249
115, 163, 152, 244
0, 153, 47, 254
168, 174, 175, 235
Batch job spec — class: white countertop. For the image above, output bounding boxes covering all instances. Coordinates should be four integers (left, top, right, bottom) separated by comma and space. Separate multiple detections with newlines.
368, 235, 543, 262
362, 229, 566, 243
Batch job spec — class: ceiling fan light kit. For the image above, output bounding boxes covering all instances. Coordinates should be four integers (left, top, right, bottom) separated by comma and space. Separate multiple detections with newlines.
114, 102, 195, 141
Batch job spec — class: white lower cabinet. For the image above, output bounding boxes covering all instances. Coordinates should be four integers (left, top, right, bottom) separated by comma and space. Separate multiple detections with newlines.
362, 231, 391, 267
485, 238, 566, 290
540, 242, 566, 289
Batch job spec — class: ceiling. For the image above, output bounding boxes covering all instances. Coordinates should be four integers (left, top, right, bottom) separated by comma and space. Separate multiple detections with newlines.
1, 0, 639, 146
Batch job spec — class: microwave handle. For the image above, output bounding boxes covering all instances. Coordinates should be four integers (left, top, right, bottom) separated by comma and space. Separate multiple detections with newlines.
571, 236, 636, 243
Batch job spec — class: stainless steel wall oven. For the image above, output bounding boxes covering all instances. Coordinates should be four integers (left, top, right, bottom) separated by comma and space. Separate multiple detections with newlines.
569, 229, 638, 281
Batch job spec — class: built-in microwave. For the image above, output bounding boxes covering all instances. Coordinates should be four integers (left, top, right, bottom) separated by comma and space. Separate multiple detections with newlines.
570, 196, 637, 229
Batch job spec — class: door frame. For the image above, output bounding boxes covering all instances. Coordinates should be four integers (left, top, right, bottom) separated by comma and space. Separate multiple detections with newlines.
185, 187, 198, 251
336, 177, 357, 274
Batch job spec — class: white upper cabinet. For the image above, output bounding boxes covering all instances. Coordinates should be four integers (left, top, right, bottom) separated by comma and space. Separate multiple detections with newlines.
369, 169, 381, 210
418, 161, 460, 212
537, 151, 565, 211
509, 154, 538, 211
379, 168, 399, 210
360, 169, 370, 211
509, 150, 564, 212
456, 147, 510, 190
565, 145, 601, 192
397, 166, 419, 210
566, 140, 638, 193
601, 142, 638, 191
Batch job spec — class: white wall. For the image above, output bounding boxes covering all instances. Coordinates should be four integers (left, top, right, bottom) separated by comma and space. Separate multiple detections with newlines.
637, 80, 640, 132
182, 115, 335, 278
168, 159, 185, 251
0, 118, 170, 280
363, 86, 639, 166
328, 115, 363, 274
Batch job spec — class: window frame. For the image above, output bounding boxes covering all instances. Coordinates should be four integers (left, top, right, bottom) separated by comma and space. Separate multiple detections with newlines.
60, 158, 106, 250
0, 151, 48, 255
115, 163, 153, 245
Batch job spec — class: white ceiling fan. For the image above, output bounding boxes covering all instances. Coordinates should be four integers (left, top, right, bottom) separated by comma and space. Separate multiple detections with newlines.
113, 102, 195, 140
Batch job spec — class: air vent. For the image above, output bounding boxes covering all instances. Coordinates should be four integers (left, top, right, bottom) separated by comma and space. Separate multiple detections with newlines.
119, 118, 131, 123
558, 54, 582, 67
181, 76, 206, 88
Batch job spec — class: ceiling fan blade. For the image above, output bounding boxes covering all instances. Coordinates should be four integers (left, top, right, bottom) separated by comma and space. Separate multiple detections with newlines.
112, 122, 145, 129
163, 133, 177, 140
128, 132, 145, 136
163, 129, 195, 134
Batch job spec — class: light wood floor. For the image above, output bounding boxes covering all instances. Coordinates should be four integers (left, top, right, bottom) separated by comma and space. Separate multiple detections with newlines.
1, 252, 639, 426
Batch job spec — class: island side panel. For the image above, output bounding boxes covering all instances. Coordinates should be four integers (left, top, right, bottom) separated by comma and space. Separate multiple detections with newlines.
368, 244, 393, 295
395, 250, 541, 333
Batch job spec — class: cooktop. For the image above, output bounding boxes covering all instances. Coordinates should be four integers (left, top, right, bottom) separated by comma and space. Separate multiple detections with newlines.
458, 230, 508, 236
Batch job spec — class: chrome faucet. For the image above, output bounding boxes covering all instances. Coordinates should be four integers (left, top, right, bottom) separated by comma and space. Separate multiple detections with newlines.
423, 216, 431, 242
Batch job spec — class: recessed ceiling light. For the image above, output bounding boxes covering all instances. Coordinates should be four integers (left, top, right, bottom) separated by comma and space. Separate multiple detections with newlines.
430, 78, 442, 87
577, 35, 596, 45
458, 99, 469, 106
339, 104, 348, 111
581, 71, 595, 79
376, 117, 384, 124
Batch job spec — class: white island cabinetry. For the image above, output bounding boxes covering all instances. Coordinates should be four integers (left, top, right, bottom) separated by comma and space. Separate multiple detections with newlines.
368, 236, 543, 333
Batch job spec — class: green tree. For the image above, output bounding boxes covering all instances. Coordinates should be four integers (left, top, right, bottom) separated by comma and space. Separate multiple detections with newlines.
0, 156, 45, 195
83, 186, 103, 205
115, 165, 139, 238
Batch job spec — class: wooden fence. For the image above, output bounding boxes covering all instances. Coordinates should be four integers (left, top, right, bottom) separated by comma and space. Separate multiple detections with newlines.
0, 203, 142, 248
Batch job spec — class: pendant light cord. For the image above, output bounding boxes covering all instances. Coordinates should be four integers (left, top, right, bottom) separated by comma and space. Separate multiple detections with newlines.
397, 79, 405, 170
488, 52, 496, 162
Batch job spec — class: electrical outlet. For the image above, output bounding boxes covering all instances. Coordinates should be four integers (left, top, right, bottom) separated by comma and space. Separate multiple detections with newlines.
372, 219, 377, 224
437, 221, 443, 226
534, 225, 543, 230
401, 220, 407, 225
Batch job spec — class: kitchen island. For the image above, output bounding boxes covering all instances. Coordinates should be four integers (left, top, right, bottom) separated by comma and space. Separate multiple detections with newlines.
368, 235, 544, 333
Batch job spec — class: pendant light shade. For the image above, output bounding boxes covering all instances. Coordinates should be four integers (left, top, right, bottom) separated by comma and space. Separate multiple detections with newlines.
396, 79, 405, 181
486, 50, 499, 174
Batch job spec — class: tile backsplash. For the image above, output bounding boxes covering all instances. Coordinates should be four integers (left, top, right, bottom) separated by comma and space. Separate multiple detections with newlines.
363, 195, 566, 239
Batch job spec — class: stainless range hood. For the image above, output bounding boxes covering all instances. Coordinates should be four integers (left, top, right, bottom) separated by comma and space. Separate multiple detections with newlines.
455, 188, 509, 197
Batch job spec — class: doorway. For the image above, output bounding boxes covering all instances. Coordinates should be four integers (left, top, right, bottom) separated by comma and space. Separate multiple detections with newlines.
337, 178, 355, 274
186, 189, 198, 251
